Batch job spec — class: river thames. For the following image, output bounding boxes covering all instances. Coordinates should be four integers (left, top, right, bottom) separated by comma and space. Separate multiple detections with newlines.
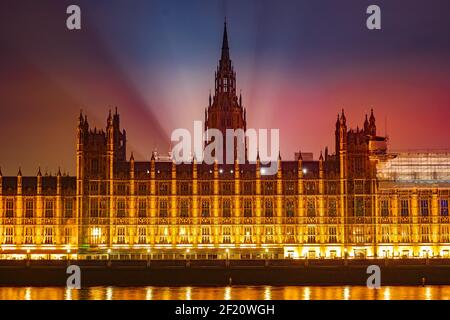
0, 286, 449, 300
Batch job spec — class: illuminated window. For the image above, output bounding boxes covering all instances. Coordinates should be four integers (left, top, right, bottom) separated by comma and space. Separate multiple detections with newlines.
285, 200, 294, 218
222, 226, 231, 244
352, 226, 365, 243
138, 199, 147, 218
264, 200, 273, 218
222, 199, 231, 218
117, 199, 126, 218
305, 182, 316, 194
138, 183, 148, 193
138, 227, 147, 244
25, 227, 34, 244
244, 199, 252, 218
243, 182, 252, 194
179, 200, 189, 218
159, 200, 168, 218
117, 227, 126, 244
90, 182, 99, 194
44, 227, 53, 244
44, 200, 54, 218
400, 199, 410, 217
90, 199, 99, 217
179, 182, 189, 195
90, 227, 102, 245
201, 226, 210, 244
399, 225, 410, 242
99, 199, 107, 217
307, 199, 316, 217
285, 182, 295, 194
64, 199, 73, 218
265, 226, 274, 243
420, 199, 429, 216
327, 199, 337, 217
25, 199, 34, 218
223, 77, 228, 92
355, 198, 364, 217
64, 228, 71, 244
201, 183, 210, 195
381, 225, 390, 243
201, 200, 210, 218
440, 199, 449, 216
264, 182, 275, 195
327, 182, 337, 194
158, 227, 168, 244
179, 227, 189, 244
421, 225, 430, 243
307, 226, 316, 243
354, 180, 364, 194
5, 199, 14, 218
221, 183, 232, 195
4, 227, 14, 244
328, 226, 337, 243
440, 226, 449, 243
158, 183, 169, 195
116, 183, 127, 195
380, 199, 389, 217
286, 226, 295, 243
244, 227, 252, 243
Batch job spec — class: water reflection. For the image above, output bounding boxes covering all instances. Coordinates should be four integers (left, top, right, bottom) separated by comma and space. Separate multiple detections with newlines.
224, 286, 231, 300
0, 286, 450, 300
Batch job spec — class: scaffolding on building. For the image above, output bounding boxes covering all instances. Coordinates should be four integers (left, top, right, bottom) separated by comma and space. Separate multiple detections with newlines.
377, 151, 450, 183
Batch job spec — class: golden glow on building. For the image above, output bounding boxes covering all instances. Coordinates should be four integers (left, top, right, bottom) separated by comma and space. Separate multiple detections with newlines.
1, 24, 449, 261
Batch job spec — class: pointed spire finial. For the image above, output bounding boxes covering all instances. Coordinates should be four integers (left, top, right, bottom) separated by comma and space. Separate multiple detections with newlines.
37, 167, 42, 177
370, 108, 375, 122
297, 150, 303, 161
130, 152, 134, 161
17, 167, 22, 176
57, 167, 61, 177
221, 19, 230, 62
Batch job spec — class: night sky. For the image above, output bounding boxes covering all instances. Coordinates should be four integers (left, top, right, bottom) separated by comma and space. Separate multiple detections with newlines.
0, 0, 449, 175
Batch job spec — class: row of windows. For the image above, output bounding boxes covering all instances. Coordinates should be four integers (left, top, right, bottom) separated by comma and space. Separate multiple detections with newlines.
2, 226, 72, 244
89, 180, 373, 196
2, 199, 74, 218
4, 225, 450, 245
380, 199, 449, 217
2, 198, 448, 219
105, 198, 337, 218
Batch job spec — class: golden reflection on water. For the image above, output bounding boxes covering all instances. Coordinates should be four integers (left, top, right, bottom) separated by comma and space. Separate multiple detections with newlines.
0, 286, 449, 300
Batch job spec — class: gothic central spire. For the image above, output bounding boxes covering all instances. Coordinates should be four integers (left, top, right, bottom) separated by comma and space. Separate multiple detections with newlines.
205, 20, 247, 161
221, 21, 230, 63
215, 20, 235, 96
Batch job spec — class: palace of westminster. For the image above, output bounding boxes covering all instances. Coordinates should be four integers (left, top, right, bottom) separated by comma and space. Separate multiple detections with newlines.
0, 23, 449, 261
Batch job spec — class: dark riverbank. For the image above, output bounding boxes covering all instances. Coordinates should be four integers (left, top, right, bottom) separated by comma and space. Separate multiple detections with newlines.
1, 259, 450, 286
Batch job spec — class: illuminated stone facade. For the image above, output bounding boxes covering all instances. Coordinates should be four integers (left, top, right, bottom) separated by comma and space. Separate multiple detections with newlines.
0, 24, 449, 260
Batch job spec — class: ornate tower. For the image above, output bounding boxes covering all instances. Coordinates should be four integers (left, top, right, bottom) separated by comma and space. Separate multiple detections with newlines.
205, 21, 247, 163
